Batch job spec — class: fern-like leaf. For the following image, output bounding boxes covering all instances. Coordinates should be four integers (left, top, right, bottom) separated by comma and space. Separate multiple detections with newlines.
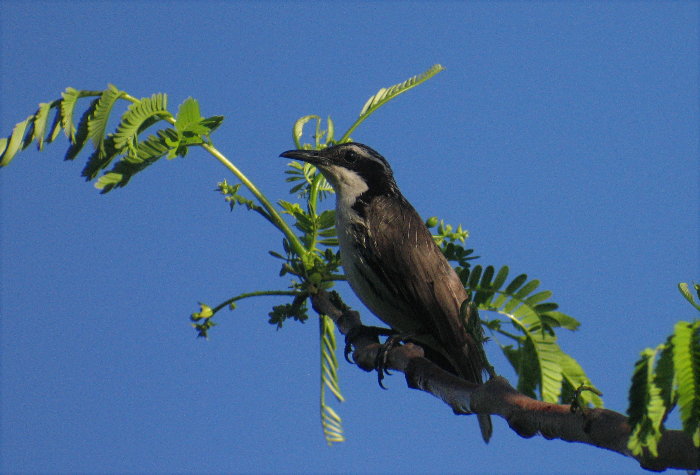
467, 264, 597, 404
60, 87, 102, 141
95, 128, 177, 193
679, 282, 700, 312
45, 102, 63, 145
338, 64, 445, 142
0, 115, 32, 167
32, 101, 56, 151
469, 265, 579, 332
502, 340, 540, 398
87, 84, 123, 157
113, 93, 171, 154
60, 87, 80, 141
320, 314, 344, 445
359, 64, 445, 117
673, 320, 700, 445
521, 325, 563, 402
292, 115, 321, 149
627, 346, 667, 457
65, 98, 101, 161
560, 353, 604, 407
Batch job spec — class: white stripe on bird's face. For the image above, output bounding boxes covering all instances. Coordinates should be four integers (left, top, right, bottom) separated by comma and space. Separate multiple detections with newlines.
319, 164, 368, 224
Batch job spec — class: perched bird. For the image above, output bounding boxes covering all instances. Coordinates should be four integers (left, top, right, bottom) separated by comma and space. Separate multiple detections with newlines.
280, 142, 493, 442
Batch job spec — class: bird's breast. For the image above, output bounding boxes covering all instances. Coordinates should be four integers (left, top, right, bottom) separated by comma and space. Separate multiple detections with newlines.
334, 203, 420, 333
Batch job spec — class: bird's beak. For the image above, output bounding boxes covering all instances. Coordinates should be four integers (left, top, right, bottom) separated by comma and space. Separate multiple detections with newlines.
280, 149, 327, 166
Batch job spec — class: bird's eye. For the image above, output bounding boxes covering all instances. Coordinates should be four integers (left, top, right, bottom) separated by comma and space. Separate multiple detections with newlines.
344, 151, 358, 164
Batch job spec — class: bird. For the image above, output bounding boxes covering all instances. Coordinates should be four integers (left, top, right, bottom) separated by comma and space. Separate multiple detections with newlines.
280, 142, 493, 442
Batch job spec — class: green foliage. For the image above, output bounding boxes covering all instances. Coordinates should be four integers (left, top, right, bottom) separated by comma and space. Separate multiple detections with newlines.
6, 64, 659, 447
88, 84, 122, 156
673, 320, 700, 444
427, 220, 600, 407
340, 64, 445, 142
320, 314, 345, 444
627, 283, 700, 456
0, 85, 222, 192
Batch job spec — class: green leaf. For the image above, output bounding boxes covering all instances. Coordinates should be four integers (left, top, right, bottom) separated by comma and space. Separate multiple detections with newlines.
470, 263, 588, 403
0, 115, 32, 167
541, 311, 579, 330
60, 87, 80, 140
359, 64, 445, 117
113, 93, 170, 153
467, 265, 482, 290
320, 314, 345, 445
654, 340, 676, 416
530, 331, 564, 402
94, 128, 177, 192
560, 353, 604, 407
501, 342, 539, 399
32, 102, 53, 151
673, 320, 700, 445
60, 87, 102, 141
45, 103, 63, 144
94, 172, 124, 190
492, 266, 510, 289
627, 347, 667, 457
524, 290, 552, 307
326, 116, 335, 143
679, 283, 700, 312
339, 64, 445, 142
175, 97, 202, 131
87, 84, 123, 156
200, 115, 224, 134
65, 98, 99, 161
81, 135, 119, 179
500, 309, 563, 402
505, 273, 528, 295
318, 209, 336, 230
293, 115, 320, 149
514, 279, 540, 300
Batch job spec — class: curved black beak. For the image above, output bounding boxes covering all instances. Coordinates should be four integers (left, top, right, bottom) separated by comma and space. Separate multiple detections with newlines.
280, 149, 325, 166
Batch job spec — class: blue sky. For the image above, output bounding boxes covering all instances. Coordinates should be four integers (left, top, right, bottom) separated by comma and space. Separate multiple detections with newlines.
1, 2, 698, 473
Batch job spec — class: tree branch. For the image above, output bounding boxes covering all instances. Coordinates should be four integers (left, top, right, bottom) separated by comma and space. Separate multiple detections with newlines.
310, 289, 699, 472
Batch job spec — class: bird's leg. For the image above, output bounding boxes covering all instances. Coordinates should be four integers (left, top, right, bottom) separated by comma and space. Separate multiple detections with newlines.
344, 325, 395, 364
375, 333, 415, 389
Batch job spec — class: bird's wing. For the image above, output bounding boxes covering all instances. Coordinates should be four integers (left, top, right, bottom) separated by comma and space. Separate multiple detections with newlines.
358, 193, 493, 442
360, 194, 486, 383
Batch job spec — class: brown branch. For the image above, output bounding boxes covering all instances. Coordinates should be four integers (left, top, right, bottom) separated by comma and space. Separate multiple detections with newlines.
310, 289, 700, 472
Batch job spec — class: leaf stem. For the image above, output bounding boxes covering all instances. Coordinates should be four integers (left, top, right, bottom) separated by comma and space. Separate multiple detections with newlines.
212, 289, 300, 314
120, 93, 308, 262
201, 142, 308, 261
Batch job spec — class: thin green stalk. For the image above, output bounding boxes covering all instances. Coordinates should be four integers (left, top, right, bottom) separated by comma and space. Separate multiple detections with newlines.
212, 290, 300, 314
338, 115, 369, 144
118, 94, 308, 261
200, 143, 307, 261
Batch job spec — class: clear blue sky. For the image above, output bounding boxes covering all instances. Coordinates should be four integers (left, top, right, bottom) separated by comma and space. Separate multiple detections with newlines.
1, 2, 698, 473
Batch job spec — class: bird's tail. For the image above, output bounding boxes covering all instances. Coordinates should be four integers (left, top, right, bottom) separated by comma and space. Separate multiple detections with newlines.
462, 301, 493, 443
477, 414, 493, 443
453, 331, 494, 443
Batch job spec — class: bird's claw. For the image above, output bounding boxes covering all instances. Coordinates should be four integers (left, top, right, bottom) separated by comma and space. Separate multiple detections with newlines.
344, 325, 395, 364
374, 334, 407, 389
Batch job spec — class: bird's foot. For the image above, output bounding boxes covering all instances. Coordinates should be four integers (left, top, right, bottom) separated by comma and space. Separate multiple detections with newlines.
375, 333, 413, 389
344, 325, 395, 364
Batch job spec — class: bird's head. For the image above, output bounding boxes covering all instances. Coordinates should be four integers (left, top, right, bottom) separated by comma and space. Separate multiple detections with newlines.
280, 142, 397, 198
